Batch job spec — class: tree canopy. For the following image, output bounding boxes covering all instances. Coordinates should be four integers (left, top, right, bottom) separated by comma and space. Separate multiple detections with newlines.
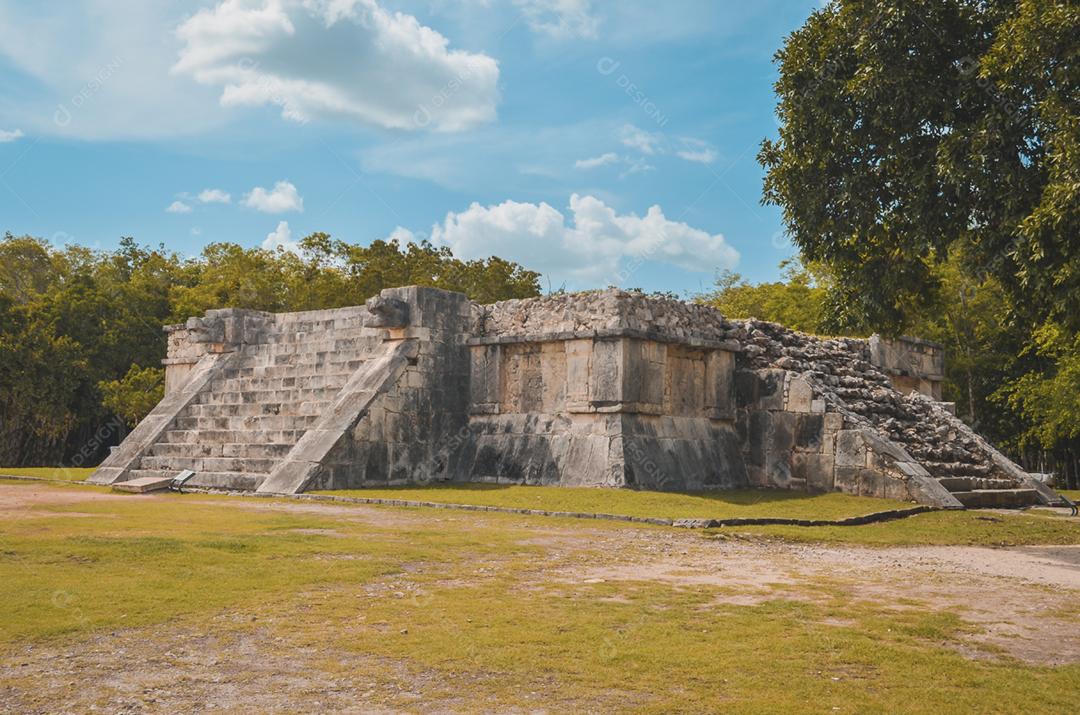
760, 0, 1079, 333
0, 232, 539, 467
760, 0, 1080, 486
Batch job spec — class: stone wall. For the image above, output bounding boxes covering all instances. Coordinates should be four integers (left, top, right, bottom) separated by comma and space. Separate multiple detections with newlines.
300, 287, 475, 491
868, 335, 945, 400
97, 285, 1056, 509
460, 328, 747, 490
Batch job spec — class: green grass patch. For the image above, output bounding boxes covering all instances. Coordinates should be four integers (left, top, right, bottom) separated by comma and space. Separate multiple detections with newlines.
722, 509, 1080, 546
315, 484, 910, 521
1, 481, 1078, 712
0, 467, 95, 481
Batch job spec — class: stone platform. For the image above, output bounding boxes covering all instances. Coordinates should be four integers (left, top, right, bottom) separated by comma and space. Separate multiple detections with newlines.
89, 286, 1063, 509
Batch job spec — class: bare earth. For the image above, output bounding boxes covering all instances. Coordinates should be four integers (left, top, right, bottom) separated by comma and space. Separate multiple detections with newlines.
1, 484, 1078, 713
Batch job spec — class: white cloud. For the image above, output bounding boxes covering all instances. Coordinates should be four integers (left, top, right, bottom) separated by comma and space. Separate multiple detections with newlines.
574, 152, 619, 170
386, 226, 418, 244
191, 227, 203, 236
166, 200, 192, 214
619, 157, 654, 178
173, 0, 500, 132
430, 193, 738, 287
198, 188, 231, 204
0, 128, 23, 142
514, 0, 600, 39
262, 220, 300, 253
0, 2, 227, 140
619, 124, 662, 155
243, 180, 303, 213
676, 138, 717, 164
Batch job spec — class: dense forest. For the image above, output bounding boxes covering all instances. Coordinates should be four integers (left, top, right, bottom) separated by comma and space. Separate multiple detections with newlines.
0, 232, 539, 467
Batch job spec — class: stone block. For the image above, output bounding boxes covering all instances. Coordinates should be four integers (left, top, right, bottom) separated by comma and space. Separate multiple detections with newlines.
786, 375, 814, 412
756, 369, 786, 411
590, 339, 624, 405
792, 452, 834, 492
834, 430, 865, 467
794, 414, 824, 452
704, 349, 735, 420
834, 465, 860, 494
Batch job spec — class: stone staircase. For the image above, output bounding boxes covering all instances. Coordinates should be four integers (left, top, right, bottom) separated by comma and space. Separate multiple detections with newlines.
121, 312, 384, 491
738, 320, 1042, 509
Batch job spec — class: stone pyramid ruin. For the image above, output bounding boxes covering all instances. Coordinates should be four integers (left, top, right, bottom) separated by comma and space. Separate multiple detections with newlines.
90, 286, 1064, 509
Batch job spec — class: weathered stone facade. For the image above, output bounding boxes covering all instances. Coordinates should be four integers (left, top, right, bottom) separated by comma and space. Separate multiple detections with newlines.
91, 287, 1063, 509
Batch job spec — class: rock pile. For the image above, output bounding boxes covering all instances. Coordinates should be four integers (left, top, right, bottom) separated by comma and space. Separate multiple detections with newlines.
734, 318, 1021, 494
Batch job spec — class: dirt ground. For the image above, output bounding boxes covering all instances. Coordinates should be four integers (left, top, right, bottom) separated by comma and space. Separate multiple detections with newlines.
1, 484, 1078, 713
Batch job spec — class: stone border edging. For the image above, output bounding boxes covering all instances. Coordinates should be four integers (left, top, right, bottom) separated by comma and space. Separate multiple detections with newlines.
0, 474, 936, 528
183, 486, 937, 528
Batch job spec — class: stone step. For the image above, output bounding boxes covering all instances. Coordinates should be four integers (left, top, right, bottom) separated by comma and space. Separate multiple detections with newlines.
139, 455, 278, 475
248, 354, 367, 371
161, 428, 306, 445
923, 461, 994, 477
174, 414, 321, 432
215, 372, 351, 390
184, 401, 332, 419
244, 336, 378, 355
113, 475, 173, 493
183, 471, 268, 491
951, 489, 1039, 509
937, 476, 1019, 492
201, 384, 344, 402
232, 364, 359, 380
126, 469, 266, 492
146, 442, 295, 460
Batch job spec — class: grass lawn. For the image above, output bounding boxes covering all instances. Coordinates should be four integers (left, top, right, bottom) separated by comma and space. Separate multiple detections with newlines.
0, 480, 1077, 713
315, 484, 913, 521
0, 466, 94, 481
723, 508, 1080, 546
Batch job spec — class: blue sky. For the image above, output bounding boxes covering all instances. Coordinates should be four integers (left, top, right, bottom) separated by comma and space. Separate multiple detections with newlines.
0, 0, 822, 295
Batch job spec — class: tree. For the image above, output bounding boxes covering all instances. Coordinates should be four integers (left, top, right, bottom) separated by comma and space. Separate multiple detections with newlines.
99, 365, 165, 428
0, 231, 540, 467
696, 260, 829, 334
760, 0, 1079, 333
761, 0, 1080, 486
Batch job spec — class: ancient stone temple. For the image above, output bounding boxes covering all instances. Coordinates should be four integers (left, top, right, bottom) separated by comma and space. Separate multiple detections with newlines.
90, 287, 1063, 509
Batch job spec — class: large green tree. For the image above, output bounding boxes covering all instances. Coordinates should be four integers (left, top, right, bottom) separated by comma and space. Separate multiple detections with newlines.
760, 0, 1078, 333
761, 0, 1080, 486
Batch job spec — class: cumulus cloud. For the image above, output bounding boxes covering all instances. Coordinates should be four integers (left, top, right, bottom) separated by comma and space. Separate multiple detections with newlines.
262, 220, 300, 253
619, 124, 662, 155
173, 0, 500, 132
676, 138, 717, 164
243, 180, 303, 213
198, 188, 231, 203
574, 152, 619, 170
166, 200, 192, 214
386, 226, 418, 244
429, 193, 738, 286
0, 128, 24, 142
514, 0, 600, 39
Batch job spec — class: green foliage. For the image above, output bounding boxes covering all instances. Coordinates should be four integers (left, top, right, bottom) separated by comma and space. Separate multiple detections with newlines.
696, 260, 830, 334
98, 365, 165, 428
764, 1, 1080, 486
760, 0, 1079, 333
994, 322, 1080, 449
0, 231, 539, 466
